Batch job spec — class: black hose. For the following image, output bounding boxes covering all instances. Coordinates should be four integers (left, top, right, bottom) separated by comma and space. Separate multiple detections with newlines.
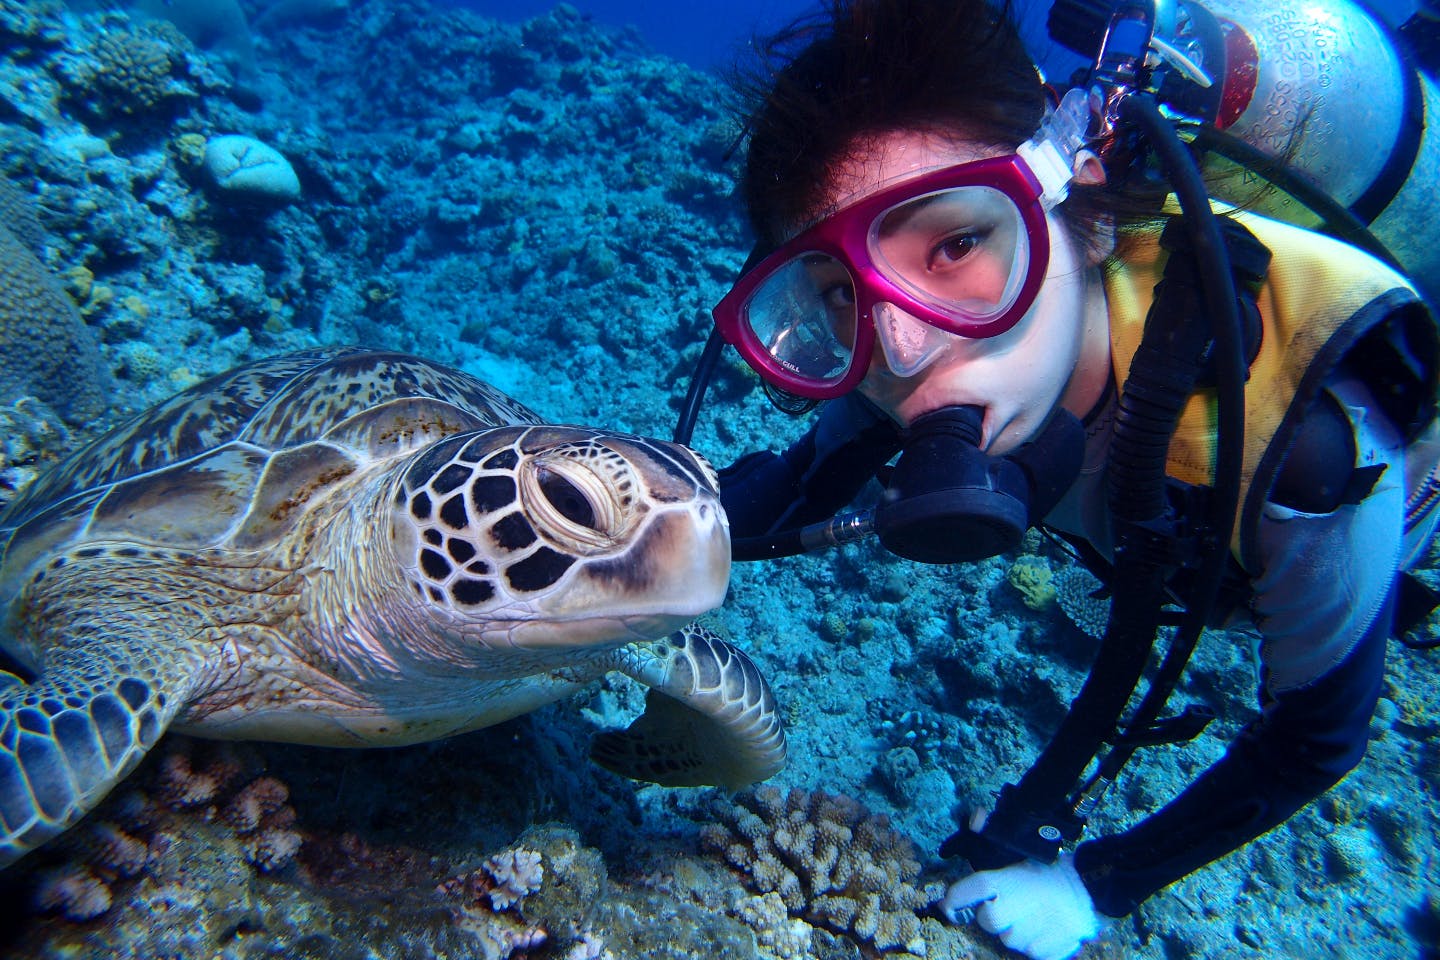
1091, 94, 1247, 785
674, 327, 726, 447
977, 92, 1248, 855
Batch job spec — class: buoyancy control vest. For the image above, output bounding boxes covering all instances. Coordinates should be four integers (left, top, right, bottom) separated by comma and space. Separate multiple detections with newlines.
1105, 208, 1440, 573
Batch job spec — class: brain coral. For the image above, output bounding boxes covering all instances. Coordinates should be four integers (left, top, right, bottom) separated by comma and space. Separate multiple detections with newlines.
0, 221, 109, 424
0, 178, 46, 256
701, 786, 943, 956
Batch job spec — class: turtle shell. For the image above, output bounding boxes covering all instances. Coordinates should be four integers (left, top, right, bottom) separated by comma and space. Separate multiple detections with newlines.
0, 348, 543, 597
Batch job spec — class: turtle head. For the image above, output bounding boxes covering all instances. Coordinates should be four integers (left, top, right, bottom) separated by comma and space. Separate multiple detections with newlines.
389, 425, 730, 648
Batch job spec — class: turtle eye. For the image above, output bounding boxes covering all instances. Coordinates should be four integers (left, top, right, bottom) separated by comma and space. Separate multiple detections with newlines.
537, 466, 598, 531
521, 456, 625, 550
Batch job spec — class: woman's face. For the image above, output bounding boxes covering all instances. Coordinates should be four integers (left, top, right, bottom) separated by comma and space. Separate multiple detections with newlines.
807, 130, 1111, 455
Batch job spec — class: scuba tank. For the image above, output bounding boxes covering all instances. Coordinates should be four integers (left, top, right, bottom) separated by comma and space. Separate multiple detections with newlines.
1050, 0, 1440, 305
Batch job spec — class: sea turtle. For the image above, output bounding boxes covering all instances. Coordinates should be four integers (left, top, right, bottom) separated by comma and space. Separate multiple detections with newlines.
0, 347, 785, 868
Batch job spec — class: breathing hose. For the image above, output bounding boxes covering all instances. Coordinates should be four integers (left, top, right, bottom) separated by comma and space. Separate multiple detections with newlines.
950, 89, 1249, 866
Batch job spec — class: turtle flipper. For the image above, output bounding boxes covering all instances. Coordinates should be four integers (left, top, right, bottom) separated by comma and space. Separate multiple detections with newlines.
0, 643, 187, 868
594, 622, 786, 790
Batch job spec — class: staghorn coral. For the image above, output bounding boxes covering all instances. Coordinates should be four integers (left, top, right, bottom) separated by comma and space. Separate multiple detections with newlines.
0, 221, 109, 424
701, 786, 943, 956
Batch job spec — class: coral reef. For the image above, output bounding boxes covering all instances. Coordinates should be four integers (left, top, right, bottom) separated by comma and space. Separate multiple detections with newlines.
1006, 555, 1056, 611
1053, 563, 1111, 638
21, 739, 303, 921
57, 21, 196, 118
0, 221, 109, 424
701, 786, 944, 956
0, 395, 70, 512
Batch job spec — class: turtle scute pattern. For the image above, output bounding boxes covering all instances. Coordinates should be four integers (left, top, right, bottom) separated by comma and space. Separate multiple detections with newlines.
3, 347, 540, 525
392, 423, 715, 610
0, 347, 769, 870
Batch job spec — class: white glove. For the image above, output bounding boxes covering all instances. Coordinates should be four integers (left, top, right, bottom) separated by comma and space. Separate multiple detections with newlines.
941, 851, 1101, 960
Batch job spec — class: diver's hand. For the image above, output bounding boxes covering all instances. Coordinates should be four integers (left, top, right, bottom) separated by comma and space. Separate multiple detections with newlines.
941, 851, 1100, 960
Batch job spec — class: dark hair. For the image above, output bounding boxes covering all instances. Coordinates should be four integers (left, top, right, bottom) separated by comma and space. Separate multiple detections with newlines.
731, 0, 1131, 255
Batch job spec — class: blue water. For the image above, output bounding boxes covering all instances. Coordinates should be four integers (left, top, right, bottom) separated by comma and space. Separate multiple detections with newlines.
437, 0, 813, 68
443, 0, 1427, 74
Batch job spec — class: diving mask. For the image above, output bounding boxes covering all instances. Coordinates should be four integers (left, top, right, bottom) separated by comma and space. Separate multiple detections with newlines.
713, 88, 1094, 400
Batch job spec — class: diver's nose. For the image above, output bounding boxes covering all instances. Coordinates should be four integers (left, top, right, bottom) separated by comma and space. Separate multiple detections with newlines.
873, 302, 953, 377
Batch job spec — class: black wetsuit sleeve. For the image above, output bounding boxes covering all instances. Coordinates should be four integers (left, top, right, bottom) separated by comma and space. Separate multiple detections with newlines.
719, 393, 903, 539
1072, 597, 1389, 917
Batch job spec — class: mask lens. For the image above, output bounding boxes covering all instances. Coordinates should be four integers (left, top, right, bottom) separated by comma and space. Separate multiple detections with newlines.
740, 252, 859, 386
869, 185, 1031, 329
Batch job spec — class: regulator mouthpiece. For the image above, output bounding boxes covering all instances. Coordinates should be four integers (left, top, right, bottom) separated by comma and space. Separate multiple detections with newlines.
874, 405, 1086, 564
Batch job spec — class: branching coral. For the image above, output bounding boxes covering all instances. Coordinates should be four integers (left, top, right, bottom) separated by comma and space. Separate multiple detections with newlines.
221, 775, 303, 871
29, 804, 160, 920
437, 845, 549, 959
701, 786, 944, 956
0, 220, 109, 424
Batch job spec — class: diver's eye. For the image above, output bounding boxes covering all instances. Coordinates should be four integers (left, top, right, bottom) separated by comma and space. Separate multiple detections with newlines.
931, 232, 982, 268
537, 466, 599, 530
820, 282, 855, 311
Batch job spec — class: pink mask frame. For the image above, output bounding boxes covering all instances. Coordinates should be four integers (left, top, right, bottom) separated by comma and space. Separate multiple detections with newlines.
712, 153, 1052, 399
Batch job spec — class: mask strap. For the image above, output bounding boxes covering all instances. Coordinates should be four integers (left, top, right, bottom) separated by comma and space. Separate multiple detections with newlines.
1016, 87, 1097, 209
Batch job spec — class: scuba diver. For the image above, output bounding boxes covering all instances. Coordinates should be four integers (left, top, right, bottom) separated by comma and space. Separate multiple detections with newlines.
678, 0, 1440, 957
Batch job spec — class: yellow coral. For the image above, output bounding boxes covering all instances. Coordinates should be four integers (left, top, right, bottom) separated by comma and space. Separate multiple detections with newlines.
120, 294, 149, 320
62, 265, 94, 304
77, 26, 192, 115
1007, 555, 1055, 611
172, 132, 208, 167
81, 284, 115, 318
169, 366, 202, 391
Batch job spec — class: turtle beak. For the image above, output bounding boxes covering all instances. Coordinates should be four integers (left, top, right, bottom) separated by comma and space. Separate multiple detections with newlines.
543, 485, 730, 637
